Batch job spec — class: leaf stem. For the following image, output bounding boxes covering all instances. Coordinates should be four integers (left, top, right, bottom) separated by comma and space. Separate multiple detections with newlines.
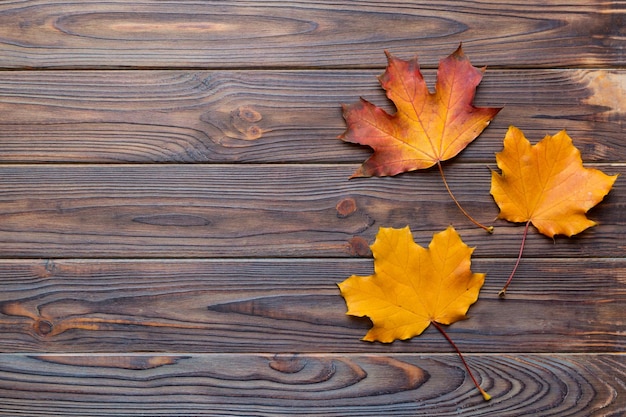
431, 320, 491, 401
437, 161, 493, 233
499, 219, 531, 298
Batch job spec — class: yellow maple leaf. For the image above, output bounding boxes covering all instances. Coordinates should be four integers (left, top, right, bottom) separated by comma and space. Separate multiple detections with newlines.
490, 126, 618, 296
338, 225, 490, 400
491, 126, 617, 238
338, 225, 484, 341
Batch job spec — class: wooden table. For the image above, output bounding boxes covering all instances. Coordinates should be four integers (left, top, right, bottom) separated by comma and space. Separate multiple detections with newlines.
0, 1, 624, 415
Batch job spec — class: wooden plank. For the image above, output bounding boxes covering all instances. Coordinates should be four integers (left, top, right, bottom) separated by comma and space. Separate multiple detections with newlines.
0, 1, 622, 69
0, 164, 626, 258
0, 69, 623, 163
0, 2, 621, 416
0, 258, 622, 353
0, 353, 622, 416
0, 164, 621, 259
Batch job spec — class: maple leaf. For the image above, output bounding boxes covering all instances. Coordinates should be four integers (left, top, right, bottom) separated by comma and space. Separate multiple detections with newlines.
490, 126, 618, 296
339, 45, 501, 231
338, 225, 490, 400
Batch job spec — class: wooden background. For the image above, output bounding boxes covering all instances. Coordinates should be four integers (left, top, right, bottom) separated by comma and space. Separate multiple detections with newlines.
0, 1, 624, 415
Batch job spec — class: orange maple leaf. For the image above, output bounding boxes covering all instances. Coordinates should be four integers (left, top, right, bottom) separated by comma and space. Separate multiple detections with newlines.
338, 225, 490, 400
490, 126, 618, 296
339, 45, 501, 230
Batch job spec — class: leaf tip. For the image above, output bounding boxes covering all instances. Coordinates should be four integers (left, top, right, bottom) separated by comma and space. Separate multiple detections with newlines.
453, 42, 464, 57
348, 169, 367, 179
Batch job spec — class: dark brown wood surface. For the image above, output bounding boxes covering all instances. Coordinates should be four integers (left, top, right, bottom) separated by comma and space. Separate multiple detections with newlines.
0, 353, 622, 416
0, 69, 623, 164
0, 164, 622, 258
0, 258, 623, 354
0, 1, 624, 416
0, 1, 623, 69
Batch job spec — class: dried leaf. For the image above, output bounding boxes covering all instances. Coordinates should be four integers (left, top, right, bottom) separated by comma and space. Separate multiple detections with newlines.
338, 225, 490, 399
490, 126, 617, 238
338, 226, 484, 342
490, 126, 618, 296
340, 45, 501, 178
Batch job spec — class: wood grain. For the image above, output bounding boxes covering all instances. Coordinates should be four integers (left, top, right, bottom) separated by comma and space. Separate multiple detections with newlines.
0, 353, 622, 416
0, 1, 623, 413
0, 69, 623, 163
0, 164, 621, 258
0, 258, 622, 353
0, 1, 623, 69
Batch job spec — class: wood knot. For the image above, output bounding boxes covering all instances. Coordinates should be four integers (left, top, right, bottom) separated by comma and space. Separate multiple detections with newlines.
230, 105, 263, 140
234, 105, 262, 123
336, 198, 357, 218
35, 319, 53, 336
244, 125, 262, 140
269, 354, 307, 374
348, 236, 371, 257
